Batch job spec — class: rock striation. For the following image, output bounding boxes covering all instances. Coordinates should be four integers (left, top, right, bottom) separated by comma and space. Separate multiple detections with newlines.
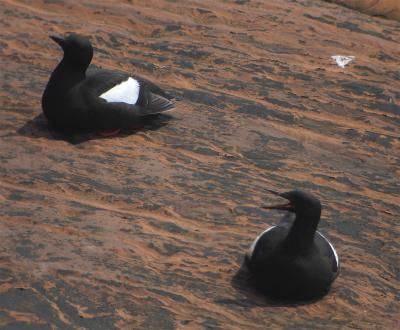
0, 0, 399, 329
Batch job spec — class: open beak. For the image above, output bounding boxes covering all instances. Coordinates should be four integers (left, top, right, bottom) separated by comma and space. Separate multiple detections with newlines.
50, 35, 66, 48
261, 190, 295, 211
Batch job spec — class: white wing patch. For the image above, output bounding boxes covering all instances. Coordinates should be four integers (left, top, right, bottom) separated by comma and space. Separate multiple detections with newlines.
317, 231, 339, 268
99, 77, 140, 105
246, 226, 276, 260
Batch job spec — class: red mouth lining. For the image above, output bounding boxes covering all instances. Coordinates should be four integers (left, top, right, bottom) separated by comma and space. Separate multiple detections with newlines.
261, 202, 294, 210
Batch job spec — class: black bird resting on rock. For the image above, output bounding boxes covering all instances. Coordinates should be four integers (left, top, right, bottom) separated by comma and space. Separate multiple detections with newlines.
42, 33, 175, 135
245, 190, 339, 301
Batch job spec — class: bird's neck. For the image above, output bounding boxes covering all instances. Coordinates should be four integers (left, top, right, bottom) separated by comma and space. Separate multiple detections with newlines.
49, 57, 87, 90
285, 210, 320, 250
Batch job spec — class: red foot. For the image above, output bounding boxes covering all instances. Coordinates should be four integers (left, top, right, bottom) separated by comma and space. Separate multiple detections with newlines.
99, 128, 121, 137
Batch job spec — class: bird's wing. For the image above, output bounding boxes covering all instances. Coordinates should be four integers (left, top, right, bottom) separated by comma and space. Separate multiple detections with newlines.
81, 70, 174, 119
85, 68, 130, 96
315, 231, 339, 275
246, 226, 277, 260
86, 68, 174, 100
246, 226, 287, 270
135, 75, 175, 100
135, 85, 175, 114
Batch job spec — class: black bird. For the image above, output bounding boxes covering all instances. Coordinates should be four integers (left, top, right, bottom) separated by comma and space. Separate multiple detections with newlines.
245, 190, 339, 301
42, 33, 174, 135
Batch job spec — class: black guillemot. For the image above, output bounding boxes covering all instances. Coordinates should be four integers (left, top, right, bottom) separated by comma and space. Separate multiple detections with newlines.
42, 33, 174, 135
245, 190, 339, 301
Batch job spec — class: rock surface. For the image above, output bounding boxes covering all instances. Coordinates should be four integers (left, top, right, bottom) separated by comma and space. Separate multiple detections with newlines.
327, 0, 400, 21
0, 0, 399, 329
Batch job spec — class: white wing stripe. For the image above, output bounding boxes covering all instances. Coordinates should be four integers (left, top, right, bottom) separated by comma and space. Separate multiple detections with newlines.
100, 77, 140, 105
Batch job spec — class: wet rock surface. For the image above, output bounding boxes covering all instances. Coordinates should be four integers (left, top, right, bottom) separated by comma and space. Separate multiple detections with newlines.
0, 0, 399, 329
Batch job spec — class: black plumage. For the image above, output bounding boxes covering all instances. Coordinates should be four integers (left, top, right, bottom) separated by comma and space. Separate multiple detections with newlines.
42, 34, 174, 133
245, 190, 339, 301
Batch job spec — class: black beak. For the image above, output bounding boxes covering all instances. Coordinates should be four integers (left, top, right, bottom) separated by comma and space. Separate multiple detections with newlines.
50, 35, 66, 48
266, 189, 280, 196
261, 190, 294, 211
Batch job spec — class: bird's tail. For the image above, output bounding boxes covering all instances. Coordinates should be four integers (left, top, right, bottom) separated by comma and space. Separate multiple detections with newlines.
137, 92, 175, 116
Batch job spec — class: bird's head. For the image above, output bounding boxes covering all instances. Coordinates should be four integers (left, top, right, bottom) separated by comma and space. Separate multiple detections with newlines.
50, 33, 93, 68
262, 190, 321, 218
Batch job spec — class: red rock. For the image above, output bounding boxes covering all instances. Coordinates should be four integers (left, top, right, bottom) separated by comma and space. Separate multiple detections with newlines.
0, 0, 399, 328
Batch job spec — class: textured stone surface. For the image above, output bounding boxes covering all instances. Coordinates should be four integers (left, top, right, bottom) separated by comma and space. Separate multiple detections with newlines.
326, 0, 400, 21
0, 0, 399, 329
